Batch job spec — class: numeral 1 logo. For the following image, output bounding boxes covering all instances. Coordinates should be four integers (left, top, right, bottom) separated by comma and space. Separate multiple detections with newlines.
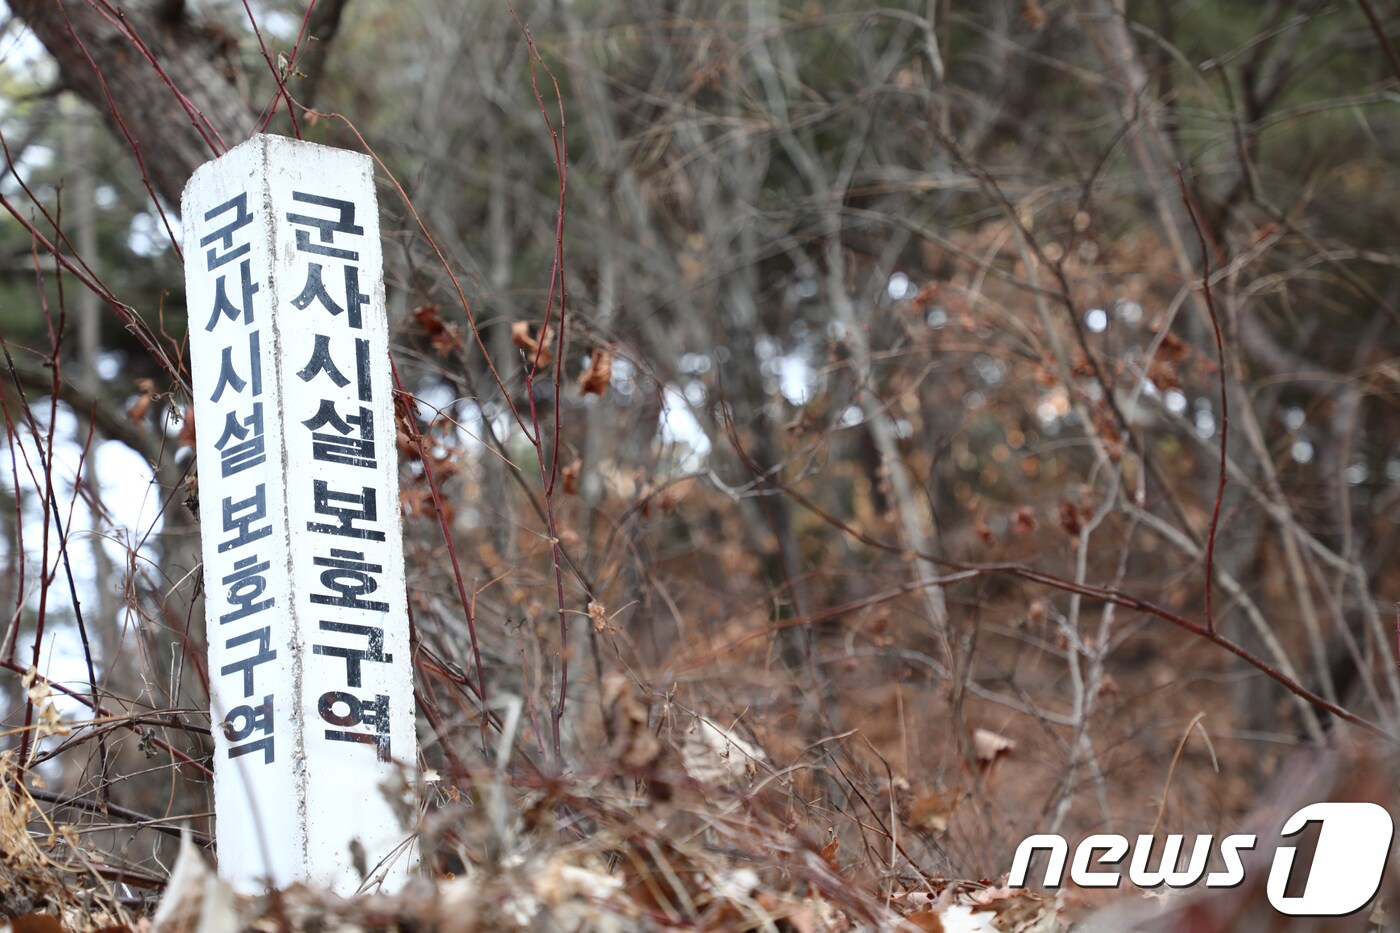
1267, 802, 1392, 917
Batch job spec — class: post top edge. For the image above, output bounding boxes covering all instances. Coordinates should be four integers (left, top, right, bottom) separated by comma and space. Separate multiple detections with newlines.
182, 133, 373, 205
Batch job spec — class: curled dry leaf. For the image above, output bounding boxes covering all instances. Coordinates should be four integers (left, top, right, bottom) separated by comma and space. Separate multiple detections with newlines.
176, 407, 196, 448
820, 835, 840, 871
1069, 351, 1096, 379
907, 787, 964, 835
1155, 329, 1190, 363
587, 601, 615, 634
127, 378, 157, 423
753, 892, 815, 933
922, 904, 998, 932
413, 303, 464, 356
1011, 507, 1037, 535
967, 886, 1053, 931
8, 916, 67, 933
1092, 407, 1123, 460
395, 404, 422, 462
182, 472, 199, 513
579, 347, 612, 395
1057, 500, 1082, 536
1146, 357, 1182, 392
681, 716, 766, 787
637, 480, 656, 518
783, 411, 816, 434
562, 458, 581, 496
510, 320, 556, 369
904, 909, 947, 932
35, 703, 66, 738
655, 485, 680, 513
413, 302, 444, 334
401, 486, 452, 524
1021, 0, 1047, 31
601, 672, 661, 771
25, 672, 69, 738
809, 896, 852, 932
423, 445, 465, 480
973, 729, 1015, 772
910, 281, 940, 312
150, 831, 237, 933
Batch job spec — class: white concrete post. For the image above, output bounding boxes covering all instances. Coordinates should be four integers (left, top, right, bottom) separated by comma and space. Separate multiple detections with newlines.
182, 134, 416, 894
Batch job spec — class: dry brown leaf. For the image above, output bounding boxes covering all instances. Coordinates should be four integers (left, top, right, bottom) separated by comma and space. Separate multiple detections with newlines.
1092, 407, 1123, 460
1147, 357, 1182, 392
562, 458, 581, 496
423, 446, 464, 480
127, 378, 156, 423
968, 887, 1049, 930
510, 320, 556, 369
10, 916, 67, 933
655, 486, 680, 513
754, 892, 815, 933
973, 729, 1015, 770
601, 672, 661, 771
1057, 500, 1082, 536
904, 910, 946, 932
430, 329, 462, 357
1156, 329, 1190, 363
1021, 0, 1047, 31
413, 303, 463, 356
579, 347, 612, 395
412, 302, 445, 334
588, 601, 614, 634
681, 717, 766, 787
1069, 351, 1096, 379
679, 251, 705, 285
175, 407, 196, 448
907, 787, 964, 834
401, 487, 452, 524
24, 673, 68, 738
1011, 507, 1037, 535
910, 281, 940, 312
150, 831, 232, 933
820, 835, 840, 871
35, 702, 67, 738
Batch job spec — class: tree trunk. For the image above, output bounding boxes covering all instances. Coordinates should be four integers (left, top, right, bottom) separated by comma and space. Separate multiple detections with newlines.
10, 0, 253, 205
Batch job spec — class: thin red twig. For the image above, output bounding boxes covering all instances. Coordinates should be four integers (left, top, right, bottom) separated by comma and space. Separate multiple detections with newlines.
1177, 166, 1230, 635
87, 0, 228, 153
511, 6, 573, 768
238, 0, 302, 138
388, 360, 491, 730
0, 191, 190, 394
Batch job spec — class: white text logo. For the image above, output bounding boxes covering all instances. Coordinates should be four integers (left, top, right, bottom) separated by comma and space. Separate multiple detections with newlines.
1008, 802, 1393, 917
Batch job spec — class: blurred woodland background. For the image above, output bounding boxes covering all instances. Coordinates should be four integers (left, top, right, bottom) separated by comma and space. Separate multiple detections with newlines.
1, 0, 1400, 929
